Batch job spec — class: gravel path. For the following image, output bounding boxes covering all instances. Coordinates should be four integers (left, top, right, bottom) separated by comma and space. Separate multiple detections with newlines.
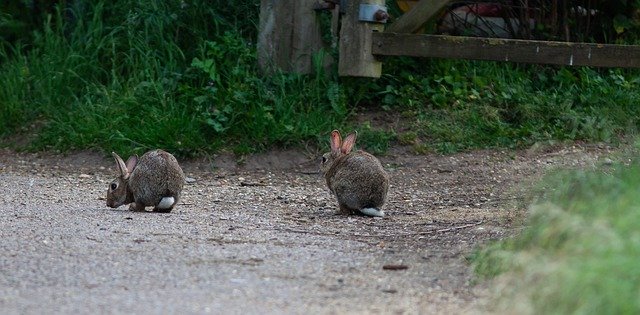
0, 145, 611, 314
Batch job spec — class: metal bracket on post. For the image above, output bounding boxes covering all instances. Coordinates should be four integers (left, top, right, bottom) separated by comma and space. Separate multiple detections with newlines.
358, 4, 388, 23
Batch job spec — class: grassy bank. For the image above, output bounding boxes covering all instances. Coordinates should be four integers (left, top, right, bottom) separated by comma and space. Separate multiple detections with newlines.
472, 145, 640, 314
379, 61, 640, 153
1, 1, 640, 157
0, 1, 347, 157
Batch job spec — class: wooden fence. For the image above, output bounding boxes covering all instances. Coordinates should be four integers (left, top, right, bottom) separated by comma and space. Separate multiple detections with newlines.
258, 0, 640, 78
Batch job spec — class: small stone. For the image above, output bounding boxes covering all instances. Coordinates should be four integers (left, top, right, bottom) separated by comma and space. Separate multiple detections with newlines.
602, 158, 614, 165
78, 174, 91, 179
185, 177, 197, 184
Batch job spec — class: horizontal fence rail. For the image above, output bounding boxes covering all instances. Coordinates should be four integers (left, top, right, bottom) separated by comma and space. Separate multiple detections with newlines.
372, 32, 640, 68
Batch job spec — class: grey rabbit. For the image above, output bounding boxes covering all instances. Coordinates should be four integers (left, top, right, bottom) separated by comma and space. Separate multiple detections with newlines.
107, 149, 185, 212
320, 130, 390, 217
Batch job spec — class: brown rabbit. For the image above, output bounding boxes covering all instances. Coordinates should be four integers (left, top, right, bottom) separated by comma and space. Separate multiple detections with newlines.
107, 149, 185, 212
320, 130, 390, 217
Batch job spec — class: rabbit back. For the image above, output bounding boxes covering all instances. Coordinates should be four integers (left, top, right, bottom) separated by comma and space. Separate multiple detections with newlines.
129, 150, 185, 208
326, 151, 389, 212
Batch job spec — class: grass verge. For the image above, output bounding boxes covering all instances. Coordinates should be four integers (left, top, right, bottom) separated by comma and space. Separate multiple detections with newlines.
472, 144, 640, 314
0, 1, 348, 157
1, 1, 640, 157
375, 59, 640, 153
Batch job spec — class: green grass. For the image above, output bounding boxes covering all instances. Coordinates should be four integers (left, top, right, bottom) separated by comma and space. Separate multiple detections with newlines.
472, 145, 640, 314
374, 59, 640, 153
1, 1, 640, 157
0, 1, 348, 157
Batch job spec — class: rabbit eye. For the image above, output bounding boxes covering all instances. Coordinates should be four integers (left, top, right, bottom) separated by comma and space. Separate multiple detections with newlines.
322, 156, 327, 164
110, 183, 118, 190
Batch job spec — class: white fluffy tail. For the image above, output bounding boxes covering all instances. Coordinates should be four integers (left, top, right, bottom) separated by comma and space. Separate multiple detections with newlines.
360, 208, 384, 217
157, 197, 175, 210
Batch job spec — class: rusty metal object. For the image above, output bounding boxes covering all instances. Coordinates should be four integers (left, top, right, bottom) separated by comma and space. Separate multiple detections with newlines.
359, 4, 388, 23
374, 9, 389, 22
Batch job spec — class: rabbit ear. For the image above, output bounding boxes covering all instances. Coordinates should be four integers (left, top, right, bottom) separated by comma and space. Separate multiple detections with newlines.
330, 130, 342, 154
341, 131, 357, 154
112, 152, 130, 180
125, 155, 138, 173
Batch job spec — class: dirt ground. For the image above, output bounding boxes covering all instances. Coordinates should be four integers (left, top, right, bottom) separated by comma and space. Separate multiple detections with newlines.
0, 143, 614, 314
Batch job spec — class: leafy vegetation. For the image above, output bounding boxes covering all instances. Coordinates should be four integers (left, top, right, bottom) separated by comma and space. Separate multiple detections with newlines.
0, 1, 345, 156
472, 145, 640, 314
1, 0, 640, 157
373, 60, 640, 153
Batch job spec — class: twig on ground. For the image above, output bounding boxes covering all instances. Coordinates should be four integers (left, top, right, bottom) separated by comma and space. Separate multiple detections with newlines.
240, 181, 268, 187
271, 220, 484, 242
273, 227, 339, 237
417, 220, 484, 236
382, 264, 409, 270
273, 227, 379, 245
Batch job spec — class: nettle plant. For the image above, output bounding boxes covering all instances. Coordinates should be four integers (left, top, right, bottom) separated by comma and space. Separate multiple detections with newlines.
186, 31, 349, 153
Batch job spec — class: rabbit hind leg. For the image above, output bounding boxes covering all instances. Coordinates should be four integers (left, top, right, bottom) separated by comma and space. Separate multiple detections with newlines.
128, 202, 146, 211
153, 206, 173, 213
338, 203, 359, 215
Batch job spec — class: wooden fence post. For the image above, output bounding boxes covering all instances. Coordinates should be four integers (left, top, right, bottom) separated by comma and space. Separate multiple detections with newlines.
338, 0, 385, 77
257, 0, 326, 74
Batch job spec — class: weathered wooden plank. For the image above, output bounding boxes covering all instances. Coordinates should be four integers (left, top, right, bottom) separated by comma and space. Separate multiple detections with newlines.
258, 0, 326, 74
338, 0, 385, 77
372, 33, 640, 68
386, 0, 450, 34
